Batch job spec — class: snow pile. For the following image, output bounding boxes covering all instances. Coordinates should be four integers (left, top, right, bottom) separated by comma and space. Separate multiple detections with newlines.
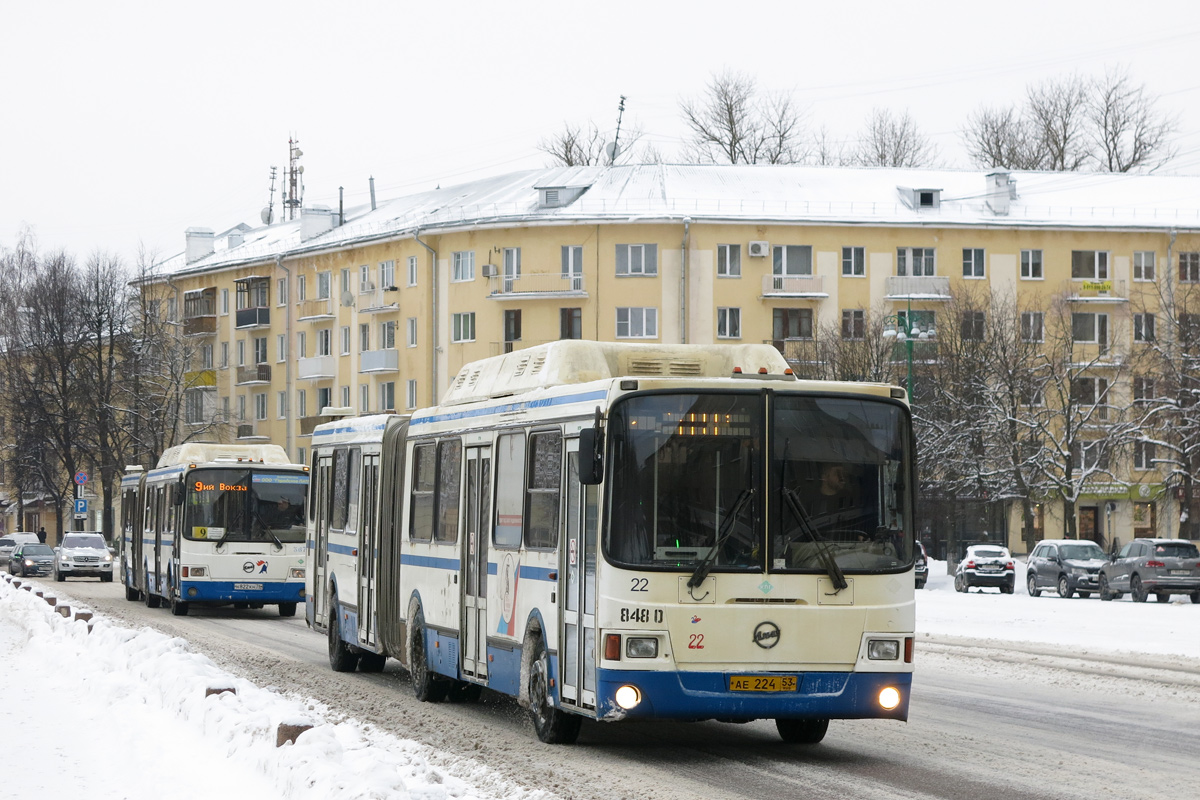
0, 576, 556, 800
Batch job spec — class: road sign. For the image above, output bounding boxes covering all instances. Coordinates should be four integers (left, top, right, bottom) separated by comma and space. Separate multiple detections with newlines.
74, 498, 88, 515
74, 471, 88, 485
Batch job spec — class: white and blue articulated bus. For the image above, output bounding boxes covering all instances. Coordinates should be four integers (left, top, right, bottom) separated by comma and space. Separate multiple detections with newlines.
121, 443, 309, 617
308, 341, 916, 744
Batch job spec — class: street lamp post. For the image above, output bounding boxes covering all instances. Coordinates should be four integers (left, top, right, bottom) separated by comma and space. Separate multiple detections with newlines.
882, 300, 935, 400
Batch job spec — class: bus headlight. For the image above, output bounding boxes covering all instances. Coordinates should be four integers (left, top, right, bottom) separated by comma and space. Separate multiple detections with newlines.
867, 639, 900, 660
186, 566, 207, 578
289, 568, 306, 579
625, 637, 658, 658
878, 686, 901, 710
614, 685, 642, 710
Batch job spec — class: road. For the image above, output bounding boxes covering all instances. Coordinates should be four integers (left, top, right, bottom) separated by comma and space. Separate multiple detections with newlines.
59, 579, 1200, 800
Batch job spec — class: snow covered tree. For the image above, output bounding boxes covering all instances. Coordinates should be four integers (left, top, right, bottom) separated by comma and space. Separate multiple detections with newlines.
680, 69, 807, 165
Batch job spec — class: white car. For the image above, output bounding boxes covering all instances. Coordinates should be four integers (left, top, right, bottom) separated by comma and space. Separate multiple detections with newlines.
954, 544, 1016, 594
54, 532, 115, 582
0, 532, 40, 565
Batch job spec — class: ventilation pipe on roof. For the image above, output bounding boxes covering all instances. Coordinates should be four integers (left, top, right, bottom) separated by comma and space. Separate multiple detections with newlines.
986, 171, 1015, 215
680, 217, 691, 343
370, 176, 377, 211
338, 186, 344, 227
185, 227, 215, 263
227, 229, 244, 248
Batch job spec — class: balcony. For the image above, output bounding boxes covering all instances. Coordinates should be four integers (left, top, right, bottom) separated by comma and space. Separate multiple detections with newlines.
360, 348, 399, 373
183, 315, 217, 336
1068, 279, 1127, 303
359, 285, 400, 313
885, 275, 951, 301
236, 423, 270, 441
184, 369, 216, 388
487, 272, 587, 299
235, 364, 272, 385
235, 307, 270, 328
298, 416, 322, 436
766, 337, 817, 365
761, 274, 826, 297
297, 355, 337, 381
297, 297, 335, 320
183, 288, 218, 336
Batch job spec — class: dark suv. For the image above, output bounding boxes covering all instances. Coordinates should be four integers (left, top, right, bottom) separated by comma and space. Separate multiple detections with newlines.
1026, 539, 1107, 599
1098, 538, 1200, 603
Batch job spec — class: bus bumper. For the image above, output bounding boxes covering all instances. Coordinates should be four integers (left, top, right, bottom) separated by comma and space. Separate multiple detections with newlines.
594, 668, 910, 722
178, 580, 307, 604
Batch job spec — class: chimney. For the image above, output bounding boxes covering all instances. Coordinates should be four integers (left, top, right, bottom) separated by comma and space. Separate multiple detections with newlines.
227, 229, 244, 248
986, 171, 1015, 215
300, 205, 334, 241
185, 227, 215, 263
369, 176, 377, 211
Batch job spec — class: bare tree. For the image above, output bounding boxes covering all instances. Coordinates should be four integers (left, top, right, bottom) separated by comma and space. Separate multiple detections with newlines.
1025, 74, 1092, 171
809, 124, 849, 167
680, 69, 806, 165
1088, 65, 1177, 172
961, 105, 1046, 170
537, 121, 644, 167
852, 108, 938, 168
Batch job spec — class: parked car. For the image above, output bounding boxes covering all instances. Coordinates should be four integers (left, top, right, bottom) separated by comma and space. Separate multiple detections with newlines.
0, 532, 40, 565
1026, 539, 1107, 598
914, 541, 928, 589
9, 543, 55, 577
1098, 538, 1200, 603
54, 532, 114, 582
954, 545, 1015, 593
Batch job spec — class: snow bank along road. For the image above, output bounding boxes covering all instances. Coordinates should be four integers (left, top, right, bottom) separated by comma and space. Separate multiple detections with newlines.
22, 575, 1200, 800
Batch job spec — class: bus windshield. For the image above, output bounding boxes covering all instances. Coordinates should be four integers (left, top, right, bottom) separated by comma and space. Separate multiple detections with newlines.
605, 392, 913, 574
184, 469, 308, 543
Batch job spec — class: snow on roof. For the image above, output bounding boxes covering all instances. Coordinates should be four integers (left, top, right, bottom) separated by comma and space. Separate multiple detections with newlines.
160, 164, 1200, 278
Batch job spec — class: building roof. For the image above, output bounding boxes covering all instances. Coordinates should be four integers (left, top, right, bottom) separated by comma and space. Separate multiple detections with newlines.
162, 164, 1200, 277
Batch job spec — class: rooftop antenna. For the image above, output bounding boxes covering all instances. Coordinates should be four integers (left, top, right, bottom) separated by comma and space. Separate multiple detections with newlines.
261, 166, 277, 225
284, 136, 304, 221
606, 95, 627, 165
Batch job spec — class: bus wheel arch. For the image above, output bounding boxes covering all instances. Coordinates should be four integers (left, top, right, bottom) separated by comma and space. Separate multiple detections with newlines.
407, 595, 447, 702
522, 622, 582, 744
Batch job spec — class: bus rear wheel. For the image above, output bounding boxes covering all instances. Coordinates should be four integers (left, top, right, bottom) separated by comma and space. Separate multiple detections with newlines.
528, 636, 582, 744
328, 603, 360, 672
125, 583, 139, 602
776, 718, 829, 744
278, 602, 297, 617
410, 610, 448, 702
144, 587, 162, 609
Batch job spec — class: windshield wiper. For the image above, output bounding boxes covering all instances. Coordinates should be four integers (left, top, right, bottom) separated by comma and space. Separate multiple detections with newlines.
248, 501, 284, 549
780, 487, 848, 592
687, 488, 755, 589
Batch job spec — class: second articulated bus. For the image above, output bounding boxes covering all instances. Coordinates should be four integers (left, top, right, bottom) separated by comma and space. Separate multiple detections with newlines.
308, 341, 917, 743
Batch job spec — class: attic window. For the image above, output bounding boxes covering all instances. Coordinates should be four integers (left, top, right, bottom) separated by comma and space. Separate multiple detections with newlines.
545, 189, 559, 205
917, 189, 941, 209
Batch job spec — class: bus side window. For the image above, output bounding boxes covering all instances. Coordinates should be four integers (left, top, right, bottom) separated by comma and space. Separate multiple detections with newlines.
346, 447, 361, 535
332, 448, 349, 531
525, 430, 562, 550
435, 440, 461, 544
410, 443, 435, 541
308, 451, 319, 523
493, 433, 525, 548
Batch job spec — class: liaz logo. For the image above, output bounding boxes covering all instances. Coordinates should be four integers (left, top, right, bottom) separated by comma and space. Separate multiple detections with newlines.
256, 560, 268, 574
691, 615, 702, 624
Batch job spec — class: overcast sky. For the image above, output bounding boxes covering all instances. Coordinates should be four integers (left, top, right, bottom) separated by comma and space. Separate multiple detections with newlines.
3, 0, 1198, 264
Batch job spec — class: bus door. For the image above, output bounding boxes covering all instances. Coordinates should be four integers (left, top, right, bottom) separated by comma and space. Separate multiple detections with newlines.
461, 445, 491, 681
560, 439, 598, 711
358, 454, 380, 647
147, 486, 163, 594
313, 454, 333, 627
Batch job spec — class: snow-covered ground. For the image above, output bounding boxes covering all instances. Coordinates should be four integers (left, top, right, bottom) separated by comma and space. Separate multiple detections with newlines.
3, 559, 1197, 800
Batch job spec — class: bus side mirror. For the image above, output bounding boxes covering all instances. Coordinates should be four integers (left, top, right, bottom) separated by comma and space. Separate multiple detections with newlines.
173, 482, 185, 506
578, 427, 604, 485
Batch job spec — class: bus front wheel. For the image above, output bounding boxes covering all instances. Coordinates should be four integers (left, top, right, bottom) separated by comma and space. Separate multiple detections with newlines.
776, 718, 829, 744
409, 610, 448, 702
328, 603, 360, 673
528, 636, 582, 744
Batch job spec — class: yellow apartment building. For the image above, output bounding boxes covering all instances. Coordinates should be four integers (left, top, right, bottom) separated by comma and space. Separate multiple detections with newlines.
149, 164, 1200, 557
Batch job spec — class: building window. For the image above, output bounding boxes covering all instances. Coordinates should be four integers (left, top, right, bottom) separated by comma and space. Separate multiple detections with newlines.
717, 244, 741, 278
277, 392, 287, 419
254, 393, 267, 422
277, 278, 288, 306
1071, 376, 1110, 419
561, 246, 584, 289
897, 247, 936, 277
842, 309, 865, 340
237, 340, 246, 367
318, 271, 332, 299
185, 390, 206, 424
1134, 440, 1156, 471
1071, 250, 1109, 280
716, 307, 741, 339
1072, 440, 1109, 471
503, 247, 521, 285
616, 307, 658, 339
406, 379, 418, 410
1021, 312, 1044, 342
380, 260, 395, 289
360, 384, 369, 412
339, 268, 350, 296
452, 250, 475, 282
253, 337, 268, 364
297, 446, 306, 465
842, 246, 865, 277
220, 342, 229, 368
773, 244, 813, 276
341, 385, 350, 407
616, 243, 658, 276
1133, 377, 1155, 403
773, 308, 813, 342
297, 274, 306, 301
962, 248, 985, 279
451, 312, 475, 343
317, 328, 332, 357
201, 343, 214, 369
408, 255, 419, 287
237, 395, 246, 422
1134, 313, 1156, 343
1021, 249, 1043, 280
1072, 312, 1109, 347
298, 389, 307, 418
380, 381, 396, 412
407, 317, 417, 348
359, 323, 369, 352
504, 309, 522, 346
960, 310, 985, 340
1180, 253, 1200, 283
297, 331, 307, 359
359, 264, 371, 293
317, 387, 332, 412
1134, 251, 1155, 282
340, 326, 351, 355
220, 288, 229, 315
1021, 381, 1045, 407
276, 334, 286, 362
560, 307, 582, 340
